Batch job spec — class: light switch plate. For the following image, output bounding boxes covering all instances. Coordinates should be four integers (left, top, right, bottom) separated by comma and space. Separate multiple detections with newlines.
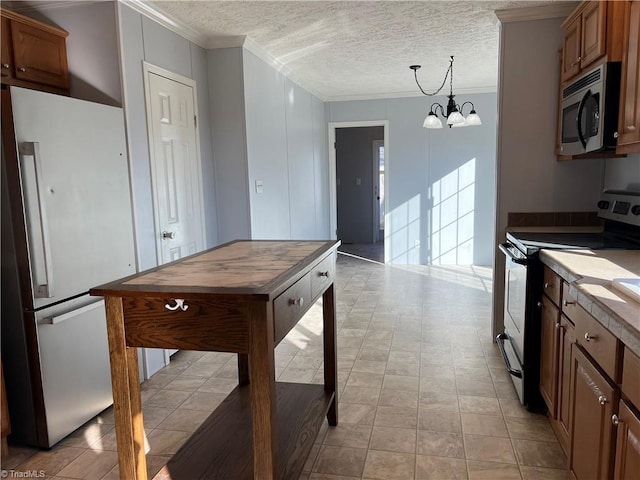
255, 180, 264, 194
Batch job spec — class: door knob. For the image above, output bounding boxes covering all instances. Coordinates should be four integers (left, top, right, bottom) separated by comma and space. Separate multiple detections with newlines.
162, 231, 175, 239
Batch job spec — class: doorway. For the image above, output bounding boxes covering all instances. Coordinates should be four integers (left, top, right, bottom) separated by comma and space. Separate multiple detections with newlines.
142, 62, 206, 375
329, 121, 388, 263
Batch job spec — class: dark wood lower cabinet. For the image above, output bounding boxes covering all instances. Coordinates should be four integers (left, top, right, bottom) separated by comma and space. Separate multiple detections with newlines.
569, 344, 618, 480
555, 315, 575, 454
613, 400, 640, 480
540, 295, 560, 416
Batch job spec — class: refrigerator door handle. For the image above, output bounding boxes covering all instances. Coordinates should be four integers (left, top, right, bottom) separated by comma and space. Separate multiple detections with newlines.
19, 141, 54, 298
45, 299, 105, 325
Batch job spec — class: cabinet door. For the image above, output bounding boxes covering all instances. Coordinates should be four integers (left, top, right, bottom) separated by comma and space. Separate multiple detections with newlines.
617, 0, 640, 153
10, 20, 68, 89
569, 344, 618, 480
562, 13, 582, 82
556, 315, 575, 453
580, 0, 607, 70
1, 16, 13, 80
540, 295, 560, 416
614, 400, 640, 480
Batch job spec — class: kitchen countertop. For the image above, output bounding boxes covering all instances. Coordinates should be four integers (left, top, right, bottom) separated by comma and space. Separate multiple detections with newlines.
540, 249, 640, 356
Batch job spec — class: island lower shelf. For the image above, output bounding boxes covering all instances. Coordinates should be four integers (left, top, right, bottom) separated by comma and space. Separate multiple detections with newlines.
153, 382, 333, 480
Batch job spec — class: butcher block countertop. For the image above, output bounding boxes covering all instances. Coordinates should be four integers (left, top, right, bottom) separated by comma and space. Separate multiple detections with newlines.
540, 249, 640, 356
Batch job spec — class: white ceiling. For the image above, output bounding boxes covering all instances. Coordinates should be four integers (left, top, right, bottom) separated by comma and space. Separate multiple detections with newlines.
141, 0, 578, 101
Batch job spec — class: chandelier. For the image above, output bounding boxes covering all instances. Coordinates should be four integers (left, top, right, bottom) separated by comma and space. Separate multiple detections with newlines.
409, 56, 482, 129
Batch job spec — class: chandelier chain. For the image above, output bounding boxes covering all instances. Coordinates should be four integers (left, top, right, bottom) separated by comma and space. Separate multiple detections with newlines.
412, 56, 454, 97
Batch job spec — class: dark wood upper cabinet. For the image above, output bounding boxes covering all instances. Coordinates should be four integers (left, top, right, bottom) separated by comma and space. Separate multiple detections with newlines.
616, 0, 640, 154
0, 8, 69, 94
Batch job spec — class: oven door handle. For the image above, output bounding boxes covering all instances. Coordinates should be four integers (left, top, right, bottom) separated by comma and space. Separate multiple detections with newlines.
496, 333, 523, 378
498, 242, 528, 266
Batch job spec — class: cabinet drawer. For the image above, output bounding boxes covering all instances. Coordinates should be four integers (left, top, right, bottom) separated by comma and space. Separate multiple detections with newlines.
310, 252, 335, 299
565, 292, 621, 381
123, 297, 249, 352
273, 273, 311, 344
622, 347, 640, 408
542, 266, 562, 307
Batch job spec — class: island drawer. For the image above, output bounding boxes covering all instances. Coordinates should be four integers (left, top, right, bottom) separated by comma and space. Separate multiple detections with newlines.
273, 273, 311, 344
310, 252, 336, 299
122, 297, 249, 352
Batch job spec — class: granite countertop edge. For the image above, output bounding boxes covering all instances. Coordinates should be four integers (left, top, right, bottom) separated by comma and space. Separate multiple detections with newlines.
539, 250, 640, 358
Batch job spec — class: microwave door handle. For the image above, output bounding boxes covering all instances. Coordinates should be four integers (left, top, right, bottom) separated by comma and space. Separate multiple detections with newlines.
576, 89, 590, 148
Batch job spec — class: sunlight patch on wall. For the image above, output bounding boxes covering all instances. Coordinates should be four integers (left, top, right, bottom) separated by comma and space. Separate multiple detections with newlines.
385, 194, 421, 264
430, 158, 476, 265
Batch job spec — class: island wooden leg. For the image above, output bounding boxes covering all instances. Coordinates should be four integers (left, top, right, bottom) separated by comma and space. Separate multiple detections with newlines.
105, 296, 148, 480
323, 284, 338, 426
248, 301, 278, 479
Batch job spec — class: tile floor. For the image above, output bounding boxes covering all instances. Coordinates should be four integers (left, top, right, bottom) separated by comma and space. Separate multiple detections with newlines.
1, 253, 567, 479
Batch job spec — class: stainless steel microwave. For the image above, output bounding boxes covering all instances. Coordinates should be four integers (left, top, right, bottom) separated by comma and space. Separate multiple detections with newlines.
559, 62, 621, 156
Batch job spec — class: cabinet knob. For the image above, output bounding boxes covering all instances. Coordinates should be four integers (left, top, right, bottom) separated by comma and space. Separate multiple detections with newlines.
162, 231, 175, 240
544, 282, 551, 289
614, 131, 619, 139
555, 323, 561, 330
318, 271, 330, 277
598, 395, 607, 405
1, 63, 9, 69
611, 414, 619, 426
18, 66, 26, 72
537, 301, 543, 308
563, 300, 576, 307
570, 56, 582, 66
289, 297, 304, 307
584, 332, 597, 342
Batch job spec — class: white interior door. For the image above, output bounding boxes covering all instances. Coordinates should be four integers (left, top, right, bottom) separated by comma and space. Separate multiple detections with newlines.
146, 68, 205, 264
144, 64, 205, 371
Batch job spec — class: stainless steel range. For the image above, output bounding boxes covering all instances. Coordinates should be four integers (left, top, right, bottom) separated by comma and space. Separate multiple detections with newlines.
497, 190, 640, 410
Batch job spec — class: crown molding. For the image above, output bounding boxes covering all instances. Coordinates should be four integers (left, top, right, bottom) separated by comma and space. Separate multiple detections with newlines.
325, 86, 497, 103
495, 2, 577, 23
120, 0, 208, 47
118, 0, 326, 100
240, 37, 327, 101
207, 35, 246, 49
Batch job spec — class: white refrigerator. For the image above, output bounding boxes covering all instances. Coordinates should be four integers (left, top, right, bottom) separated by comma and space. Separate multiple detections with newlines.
1, 86, 137, 448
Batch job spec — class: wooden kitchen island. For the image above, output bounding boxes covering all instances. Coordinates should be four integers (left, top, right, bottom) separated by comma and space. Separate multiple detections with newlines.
90, 240, 340, 480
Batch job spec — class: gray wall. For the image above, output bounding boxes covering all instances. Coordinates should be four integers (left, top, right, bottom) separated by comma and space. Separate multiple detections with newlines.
118, 3, 218, 272
243, 51, 291, 239
208, 48, 331, 242
21, 1, 122, 106
336, 126, 383, 244
604, 155, 640, 191
327, 93, 497, 265
492, 17, 606, 338
207, 48, 251, 243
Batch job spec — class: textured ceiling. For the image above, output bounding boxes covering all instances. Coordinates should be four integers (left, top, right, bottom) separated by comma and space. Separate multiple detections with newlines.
147, 1, 576, 101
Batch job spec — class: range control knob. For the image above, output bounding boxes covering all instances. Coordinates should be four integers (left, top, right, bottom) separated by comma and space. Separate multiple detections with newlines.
597, 200, 610, 210
631, 205, 640, 216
